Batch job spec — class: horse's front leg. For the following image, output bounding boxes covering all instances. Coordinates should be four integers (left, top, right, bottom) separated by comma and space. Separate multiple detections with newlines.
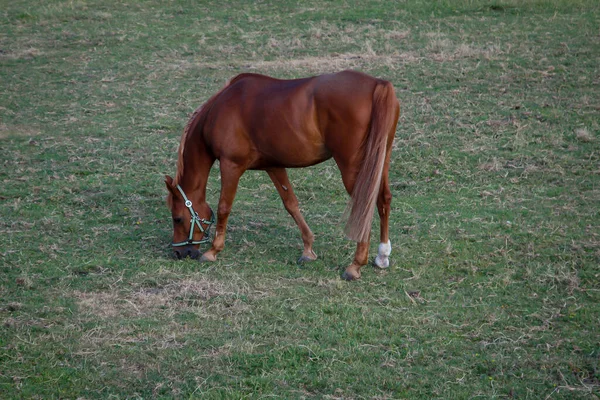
200, 161, 244, 262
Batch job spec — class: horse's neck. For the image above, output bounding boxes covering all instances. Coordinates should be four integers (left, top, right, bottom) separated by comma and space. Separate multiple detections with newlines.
177, 137, 214, 202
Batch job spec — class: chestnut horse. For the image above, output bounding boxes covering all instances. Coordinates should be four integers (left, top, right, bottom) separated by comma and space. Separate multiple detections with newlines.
165, 70, 400, 280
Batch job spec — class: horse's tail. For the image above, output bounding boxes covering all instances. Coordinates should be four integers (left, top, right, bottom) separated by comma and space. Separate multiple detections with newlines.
344, 80, 399, 243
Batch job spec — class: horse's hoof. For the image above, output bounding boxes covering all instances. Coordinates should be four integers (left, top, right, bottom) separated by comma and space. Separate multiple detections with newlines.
374, 241, 391, 269
297, 250, 317, 264
374, 255, 390, 269
298, 255, 317, 264
341, 270, 360, 281
199, 254, 216, 263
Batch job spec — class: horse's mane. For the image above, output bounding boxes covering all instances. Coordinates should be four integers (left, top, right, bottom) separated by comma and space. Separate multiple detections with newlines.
174, 75, 249, 185
175, 104, 205, 185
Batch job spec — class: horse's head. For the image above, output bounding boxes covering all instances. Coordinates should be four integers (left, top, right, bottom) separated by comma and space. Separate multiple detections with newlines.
164, 175, 215, 260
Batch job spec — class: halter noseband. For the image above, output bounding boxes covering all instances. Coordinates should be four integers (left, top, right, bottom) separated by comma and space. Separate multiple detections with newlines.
172, 184, 215, 247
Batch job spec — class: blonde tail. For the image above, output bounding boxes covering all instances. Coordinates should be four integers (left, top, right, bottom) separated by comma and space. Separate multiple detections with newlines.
344, 81, 399, 242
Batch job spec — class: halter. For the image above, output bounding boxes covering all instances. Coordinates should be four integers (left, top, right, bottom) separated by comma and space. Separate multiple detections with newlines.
172, 184, 215, 247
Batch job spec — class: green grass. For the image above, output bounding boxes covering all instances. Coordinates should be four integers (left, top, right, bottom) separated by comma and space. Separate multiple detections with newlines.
1, 0, 599, 398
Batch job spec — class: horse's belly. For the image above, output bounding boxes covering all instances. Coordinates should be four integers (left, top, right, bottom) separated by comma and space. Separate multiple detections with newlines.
250, 138, 331, 169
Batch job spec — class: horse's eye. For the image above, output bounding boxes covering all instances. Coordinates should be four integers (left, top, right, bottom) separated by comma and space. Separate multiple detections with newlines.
173, 217, 183, 224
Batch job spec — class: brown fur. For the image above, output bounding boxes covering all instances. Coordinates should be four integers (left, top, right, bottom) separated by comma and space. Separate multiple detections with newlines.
166, 70, 400, 279
174, 76, 245, 185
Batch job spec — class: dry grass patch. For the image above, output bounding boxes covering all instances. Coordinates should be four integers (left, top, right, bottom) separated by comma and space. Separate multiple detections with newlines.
478, 157, 504, 172
430, 43, 504, 62
0, 124, 40, 139
0, 47, 45, 60
75, 276, 268, 320
385, 29, 411, 41
424, 31, 505, 62
232, 52, 421, 73
575, 127, 594, 143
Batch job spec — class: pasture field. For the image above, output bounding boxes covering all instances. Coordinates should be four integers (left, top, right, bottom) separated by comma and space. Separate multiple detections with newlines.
1, 0, 599, 398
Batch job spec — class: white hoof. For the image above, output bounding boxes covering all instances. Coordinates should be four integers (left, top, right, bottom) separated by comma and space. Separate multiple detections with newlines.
374, 255, 389, 268
374, 240, 391, 269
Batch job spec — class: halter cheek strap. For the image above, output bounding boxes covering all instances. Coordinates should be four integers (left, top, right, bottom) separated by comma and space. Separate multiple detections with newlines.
172, 184, 215, 247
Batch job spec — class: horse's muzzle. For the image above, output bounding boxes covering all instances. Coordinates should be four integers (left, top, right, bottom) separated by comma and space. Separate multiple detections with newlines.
173, 246, 200, 260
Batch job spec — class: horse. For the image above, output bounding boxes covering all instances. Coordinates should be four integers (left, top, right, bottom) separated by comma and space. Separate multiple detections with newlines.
164, 70, 400, 280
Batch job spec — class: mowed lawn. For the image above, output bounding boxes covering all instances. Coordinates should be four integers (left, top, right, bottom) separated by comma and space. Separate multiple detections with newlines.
1, 0, 599, 398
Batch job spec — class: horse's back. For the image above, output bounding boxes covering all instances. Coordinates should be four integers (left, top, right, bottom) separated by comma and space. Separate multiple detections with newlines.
204, 71, 391, 169
205, 73, 324, 168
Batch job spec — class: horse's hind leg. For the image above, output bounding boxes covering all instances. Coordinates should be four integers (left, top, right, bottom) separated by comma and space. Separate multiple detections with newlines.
335, 153, 391, 280
334, 159, 370, 280
341, 239, 370, 281
337, 167, 390, 280
374, 156, 392, 269
201, 160, 244, 262
267, 168, 317, 263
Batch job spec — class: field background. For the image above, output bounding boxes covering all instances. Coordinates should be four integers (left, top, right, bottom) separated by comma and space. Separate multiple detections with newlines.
1, 0, 599, 398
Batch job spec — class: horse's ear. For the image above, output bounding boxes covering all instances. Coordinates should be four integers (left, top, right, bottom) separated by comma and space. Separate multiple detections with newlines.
164, 175, 176, 194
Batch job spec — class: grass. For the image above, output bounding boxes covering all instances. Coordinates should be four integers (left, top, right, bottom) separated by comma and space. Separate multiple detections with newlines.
1, 0, 599, 398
